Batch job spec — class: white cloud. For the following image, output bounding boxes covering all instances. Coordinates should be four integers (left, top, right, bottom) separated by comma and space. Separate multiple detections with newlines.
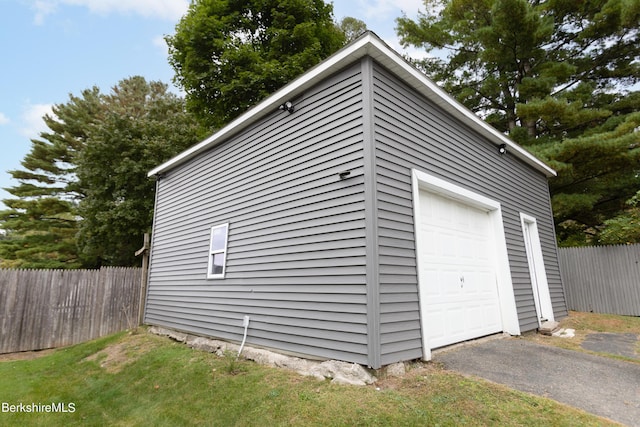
381, 37, 428, 60
396, 0, 427, 17
66, 0, 190, 20
31, 0, 189, 23
19, 103, 54, 139
349, 0, 439, 60
355, 0, 425, 21
152, 34, 169, 52
32, 0, 58, 25
0, 113, 9, 125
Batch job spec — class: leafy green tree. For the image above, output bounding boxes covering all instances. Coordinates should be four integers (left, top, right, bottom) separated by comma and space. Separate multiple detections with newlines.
397, 0, 639, 137
75, 77, 202, 266
0, 88, 103, 268
166, 0, 346, 130
396, 0, 640, 245
338, 17, 368, 43
1, 78, 202, 268
598, 190, 640, 245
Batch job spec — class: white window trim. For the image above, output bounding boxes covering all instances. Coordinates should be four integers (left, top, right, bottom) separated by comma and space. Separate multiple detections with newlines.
207, 223, 229, 279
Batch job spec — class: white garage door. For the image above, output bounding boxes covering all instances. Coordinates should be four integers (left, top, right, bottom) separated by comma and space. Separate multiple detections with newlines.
418, 189, 503, 349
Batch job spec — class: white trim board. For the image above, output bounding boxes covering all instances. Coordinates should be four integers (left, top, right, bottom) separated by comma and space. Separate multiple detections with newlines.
411, 169, 520, 361
149, 32, 556, 178
520, 213, 554, 325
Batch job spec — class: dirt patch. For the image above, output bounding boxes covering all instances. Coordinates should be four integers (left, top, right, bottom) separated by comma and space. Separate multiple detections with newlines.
522, 311, 640, 364
0, 348, 56, 362
374, 361, 444, 391
84, 332, 158, 373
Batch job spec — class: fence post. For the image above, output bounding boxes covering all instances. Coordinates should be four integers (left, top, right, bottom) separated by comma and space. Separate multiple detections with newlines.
135, 233, 150, 325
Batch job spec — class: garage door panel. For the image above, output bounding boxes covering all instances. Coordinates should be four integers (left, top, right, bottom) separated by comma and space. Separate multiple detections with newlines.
442, 270, 461, 296
427, 303, 499, 348
424, 309, 447, 342
459, 237, 476, 260
466, 270, 498, 296
419, 189, 503, 350
422, 267, 496, 299
422, 229, 491, 266
425, 306, 464, 340
446, 309, 466, 337
423, 270, 440, 296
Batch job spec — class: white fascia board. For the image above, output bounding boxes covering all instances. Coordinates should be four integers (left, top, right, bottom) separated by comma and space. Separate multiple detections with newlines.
149, 32, 556, 178
363, 36, 556, 178
147, 36, 373, 177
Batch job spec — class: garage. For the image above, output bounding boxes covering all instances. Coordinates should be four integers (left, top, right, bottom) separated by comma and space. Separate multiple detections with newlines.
144, 32, 566, 368
412, 170, 521, 359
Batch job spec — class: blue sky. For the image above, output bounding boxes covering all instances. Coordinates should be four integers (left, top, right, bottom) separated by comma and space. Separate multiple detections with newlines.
0, 0, 425, 209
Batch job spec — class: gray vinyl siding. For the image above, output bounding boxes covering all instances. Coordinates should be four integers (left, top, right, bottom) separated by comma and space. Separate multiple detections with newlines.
370, 62, 567, 362
145, 64, 372, 364
146, 52, 566, 368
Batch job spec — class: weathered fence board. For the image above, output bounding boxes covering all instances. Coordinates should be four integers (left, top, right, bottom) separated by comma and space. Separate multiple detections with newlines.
559, 245, 640, 316
0, 267, 141, 354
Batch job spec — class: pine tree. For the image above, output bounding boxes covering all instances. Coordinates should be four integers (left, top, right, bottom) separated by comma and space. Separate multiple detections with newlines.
396, 0, 640, 245
0, 88, 102, 268
1, 78, 202, 268
75, 77, 202, 266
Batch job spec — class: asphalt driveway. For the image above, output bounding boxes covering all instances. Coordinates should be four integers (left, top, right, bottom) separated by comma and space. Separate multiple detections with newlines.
434, 338, 640, 426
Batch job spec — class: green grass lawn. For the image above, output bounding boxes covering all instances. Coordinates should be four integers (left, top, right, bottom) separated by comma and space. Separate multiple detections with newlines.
0, 317, 627, 427
524, 310, 640, 363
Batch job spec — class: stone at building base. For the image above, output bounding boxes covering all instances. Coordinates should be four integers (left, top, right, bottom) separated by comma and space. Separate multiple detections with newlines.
149, 326, 377, 386
385, 362, 406, 377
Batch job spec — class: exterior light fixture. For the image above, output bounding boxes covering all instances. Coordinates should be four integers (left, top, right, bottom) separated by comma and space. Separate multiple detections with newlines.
279, 101, 295, 114
498, 143, 507, 155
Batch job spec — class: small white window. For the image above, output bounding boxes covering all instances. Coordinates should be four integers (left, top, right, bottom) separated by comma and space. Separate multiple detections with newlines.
207, 223, 229, 279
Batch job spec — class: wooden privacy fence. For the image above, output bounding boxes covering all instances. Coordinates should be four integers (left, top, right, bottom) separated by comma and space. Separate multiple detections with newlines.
0, 267, 142, 354
558, 244, 640, 316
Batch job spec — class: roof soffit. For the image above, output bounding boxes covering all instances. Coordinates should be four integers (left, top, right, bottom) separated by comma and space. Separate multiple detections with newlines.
149, 32, 555, 178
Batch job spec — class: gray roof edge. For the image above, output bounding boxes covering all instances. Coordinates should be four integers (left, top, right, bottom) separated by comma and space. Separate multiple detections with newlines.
148, 31, 556, 178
